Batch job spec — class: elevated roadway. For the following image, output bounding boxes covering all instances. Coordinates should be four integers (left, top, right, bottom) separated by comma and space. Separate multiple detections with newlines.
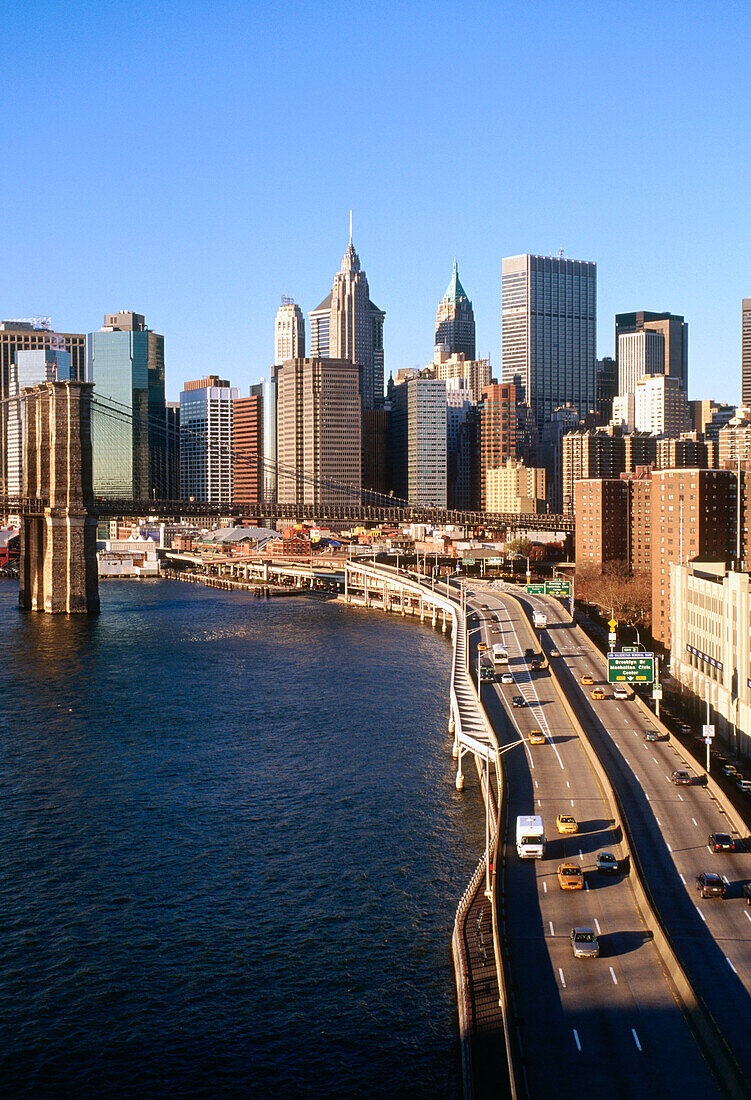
462, 585, 724, 1099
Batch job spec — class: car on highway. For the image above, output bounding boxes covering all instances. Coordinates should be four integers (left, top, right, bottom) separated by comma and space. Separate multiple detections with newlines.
742, 882, 751, 905
737, 778, 751, 793
613, 686, 631, 699
529, 730, 546, 745
570, 927, 600, 958
580, 675, 594, 685
644, 730, 662, 742
722, 764, 739, 777
596, 851, 619, 874
478, 642, 487, 652
557, 863, 584, 890
524, 647, 535, 658
511, 696, 526, 708
480, 604, 488, 611
590, 688, 606, 700
671, 770, 693, 785
708, 832, 743, 852
556, 814, 578, 833
500, 673, 514, 684
531, 658, 543, 669
696, 872, 726, 899
549, 648, 561, 658
677, 722, 693, 736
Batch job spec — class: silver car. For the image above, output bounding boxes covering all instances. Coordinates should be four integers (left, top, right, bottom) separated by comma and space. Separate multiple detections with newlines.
570, 927, 600, 958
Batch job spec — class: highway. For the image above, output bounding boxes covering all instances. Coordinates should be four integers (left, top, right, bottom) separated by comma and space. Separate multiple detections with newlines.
464, 587, 724, 1100
504, 583, 751, 1092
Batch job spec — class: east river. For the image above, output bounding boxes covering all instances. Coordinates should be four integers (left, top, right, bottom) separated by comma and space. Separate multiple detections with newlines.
0, 579, 485, 1098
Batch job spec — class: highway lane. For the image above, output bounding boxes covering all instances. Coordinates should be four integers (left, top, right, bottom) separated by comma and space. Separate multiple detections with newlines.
465, 589, 722, 1100
510, 585, 751, 1089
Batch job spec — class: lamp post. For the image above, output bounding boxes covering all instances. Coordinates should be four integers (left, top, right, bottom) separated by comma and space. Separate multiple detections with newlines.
465, 624, 486, 678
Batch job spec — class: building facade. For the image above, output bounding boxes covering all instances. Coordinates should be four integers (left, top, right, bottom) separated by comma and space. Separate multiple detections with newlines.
274, 297, 305, 364
478, 382, 516, 510
615, 311, 688, 393
233, 385, 264, 505
179, 376, 239, 503
501, 253, 596, 431
435, 260, 476, 360
6, 348, 72, 495
390, 377, 447, 508
88, 311, 166, 500
633, 373, 691, 436
743, 298, 751, 406
276, 358, 362, 507
574, 479, 628, 571
486, 459, 545, 514
617, 329, 664, 395
429, 347, 491, 403
595, 356, 617, 425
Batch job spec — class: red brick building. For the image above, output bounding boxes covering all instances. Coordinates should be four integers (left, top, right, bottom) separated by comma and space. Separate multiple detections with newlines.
233, 388, 263, 505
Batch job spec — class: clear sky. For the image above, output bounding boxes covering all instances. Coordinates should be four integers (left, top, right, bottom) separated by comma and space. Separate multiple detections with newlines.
2, 1, 749, 403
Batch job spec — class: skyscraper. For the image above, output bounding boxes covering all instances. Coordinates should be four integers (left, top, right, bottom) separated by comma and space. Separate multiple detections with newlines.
479, 383, 516, 510
615, 311, 688, 393
179, 375, 239, 503
617, 329, 665, 395
390, 378, 447, 507
308, 221, 385, 409
87, 311, 166, 499
435, 260, 475, 360
6, 348, 72, 495
501, 254, 596, 432
274, 297, 305, 364
742, 299, 751, 406
233, 385, 264, 505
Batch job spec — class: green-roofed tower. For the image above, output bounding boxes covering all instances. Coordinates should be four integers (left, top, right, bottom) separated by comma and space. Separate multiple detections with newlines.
435, 259, 475, 360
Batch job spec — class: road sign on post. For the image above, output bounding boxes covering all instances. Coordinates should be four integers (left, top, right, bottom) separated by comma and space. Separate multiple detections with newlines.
545, 579, 571, 597
702, 724, 715, 740
652, 684, 663, 699
526, 582, 545, 594
608, 618, 618, 631
607, 652, 655, 683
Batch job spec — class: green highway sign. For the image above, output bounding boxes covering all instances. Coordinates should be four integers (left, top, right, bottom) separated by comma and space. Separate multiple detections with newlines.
607, 652, 655, 684
463, 558, 476, 565
545, 579, 571, 597
526, 582, 546, 594
488, 557, 504, 564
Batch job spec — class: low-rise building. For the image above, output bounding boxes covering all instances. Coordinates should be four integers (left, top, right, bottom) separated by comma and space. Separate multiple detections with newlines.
486, 459, 545, 514
98, 536, 159, 577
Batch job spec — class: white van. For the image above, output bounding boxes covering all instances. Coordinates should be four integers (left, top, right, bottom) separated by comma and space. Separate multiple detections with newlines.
492, 643, 509, 666
516, 815, 545, 859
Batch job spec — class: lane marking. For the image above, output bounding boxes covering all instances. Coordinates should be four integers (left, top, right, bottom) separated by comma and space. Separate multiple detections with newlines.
632, 1029, 642, 1052
570, 799, 575, 807
745, 911, 751, 924
558, 967, 566, 988
652, 756, 659, 765
691, 818, 698, 826
655, 816, 661, 827
542, 881, 547, 894
609, 966, 618, 985
677, 793, 684, 801
534, 780, 538, 788
573, 1029, 581, 1052
696, 907, 706, 922
578, 849, 583, 860
566, 781, 570, 789
549, 921, 554, 936
680, 873, 686, 884
727, 957, 738, 975
584, 880, 589, 891
594, 918, 601, 935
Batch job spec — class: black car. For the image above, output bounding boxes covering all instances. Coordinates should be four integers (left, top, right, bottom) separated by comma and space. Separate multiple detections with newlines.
671, 770, 693, 785
696, 872, 726, 898
524, 647, 535, 658
708, 833, 742, 853
742, 882, 751, 906
530, 659, 543, 670
511, 696, 526, 708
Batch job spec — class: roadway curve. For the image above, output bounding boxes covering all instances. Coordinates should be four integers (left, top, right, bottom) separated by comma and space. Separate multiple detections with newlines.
463, 586, 724, 1100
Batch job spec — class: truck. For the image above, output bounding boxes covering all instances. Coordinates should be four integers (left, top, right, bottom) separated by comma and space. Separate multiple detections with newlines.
516, 814, 545, 859
533, 610, 547, 629
479, 658, 495, 683
492, 643, 509, 666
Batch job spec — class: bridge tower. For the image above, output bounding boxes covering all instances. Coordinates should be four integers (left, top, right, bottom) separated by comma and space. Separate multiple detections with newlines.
18, 380, 100, 613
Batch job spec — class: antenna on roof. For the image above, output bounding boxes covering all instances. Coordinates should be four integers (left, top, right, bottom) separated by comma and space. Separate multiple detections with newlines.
349, 210, 353, 246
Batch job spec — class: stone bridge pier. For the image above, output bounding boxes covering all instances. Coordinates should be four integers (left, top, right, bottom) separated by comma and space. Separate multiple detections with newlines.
19, 380, 100, 613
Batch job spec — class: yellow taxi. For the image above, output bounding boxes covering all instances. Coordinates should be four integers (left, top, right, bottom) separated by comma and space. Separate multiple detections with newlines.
580, 675, 594, 685
528, 729, 546, 745
478, 642, 487, 652
590, 688, 606, 700
556, 814, 578, 834
557, 863, 584, 890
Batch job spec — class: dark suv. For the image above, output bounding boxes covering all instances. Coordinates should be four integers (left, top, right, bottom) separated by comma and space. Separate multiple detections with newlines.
708, 832, 741, 853
671, 770, 693, 785
696, 872, 726, 898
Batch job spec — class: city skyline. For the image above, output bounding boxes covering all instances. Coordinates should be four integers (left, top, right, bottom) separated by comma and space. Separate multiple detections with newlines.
1, 3, 749, 405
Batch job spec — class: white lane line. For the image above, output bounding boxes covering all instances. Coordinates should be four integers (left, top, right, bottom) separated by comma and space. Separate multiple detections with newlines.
573, 1029, 582, 1052
570, 799, 575, 807
538, 799, 541, 807
632, 1029, 642, 1052
680, 873, 686, 884
677, 793, 684, 801
745, 911, 751, 924
667, 843, 673, 852
542, 881, 547, 894
584, 880, 590, 891
534, 780, 538, 788
722, 875, 729, 884
652, 756, 659, 765
549, 921, 554, 936
696, 907, 706, 922
558, 967, 566, 988
566, 781, 570, 789
706, 845, 714, 854
578, 849, 584, 860
727, 957, 738, 975
655, 816, 661, 826
609, 966, 618, 985
691, 818, 698, 826
594, 918, 601, 935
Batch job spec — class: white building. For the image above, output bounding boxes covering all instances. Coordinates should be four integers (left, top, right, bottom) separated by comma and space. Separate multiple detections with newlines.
486, 458, 545, 514
634, 373, 691, 436
98, 536, 159, 577
180, 377, 239, 503
274, 297, 305, 365
612, 392, 636, 433
618, 329, 664, 395
671, 560, 751, 758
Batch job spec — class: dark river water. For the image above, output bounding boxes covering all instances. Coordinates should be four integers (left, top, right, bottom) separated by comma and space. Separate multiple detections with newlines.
0, 579, 485, 1099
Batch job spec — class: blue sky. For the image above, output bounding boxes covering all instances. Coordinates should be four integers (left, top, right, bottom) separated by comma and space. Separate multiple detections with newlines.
1, 1, 749, 403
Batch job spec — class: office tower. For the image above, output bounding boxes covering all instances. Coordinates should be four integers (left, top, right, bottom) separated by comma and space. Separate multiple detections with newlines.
179, 376, 239, 503
429, 347, 491, 402
501, 254, 596, 431
274, 297, 305, 364
718, 409, 751, 466
308, 224, 385, 409
446, 379, 474, 510
276, 358, 362, 506
690, 400, 735, 443
88, 311, 166, 499
6, 348, 72, 495
390, 377, 447, 507
574, 479, 629, 571
562, 427, 626, 515
261, 367, 279, 503
0, 319, 85, 491
596, 357, 617, 424
486, 459, 546, 514
615, 311, 688, 392
743, 300, 751, 405
435, 260, 475, 360
362, 407, 391, 499
165, 402, 180, 499
634, 374, 691, 436
233, 385, 264, 505
650, 469, 735, 646
617, 329, 665, 395
478, 383, 516, 510
540, 404, 582, 513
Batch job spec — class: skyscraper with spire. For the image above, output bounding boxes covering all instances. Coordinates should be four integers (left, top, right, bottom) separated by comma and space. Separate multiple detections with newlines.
435, 260, 475, 360
308, 216, 385, 408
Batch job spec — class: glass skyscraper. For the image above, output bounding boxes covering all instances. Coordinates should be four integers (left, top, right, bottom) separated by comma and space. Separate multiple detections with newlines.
87, 312, 166, 500
502, 254, 596, 432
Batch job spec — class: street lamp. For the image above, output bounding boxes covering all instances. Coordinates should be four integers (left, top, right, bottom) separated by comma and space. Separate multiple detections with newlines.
465, 623, 486, 679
